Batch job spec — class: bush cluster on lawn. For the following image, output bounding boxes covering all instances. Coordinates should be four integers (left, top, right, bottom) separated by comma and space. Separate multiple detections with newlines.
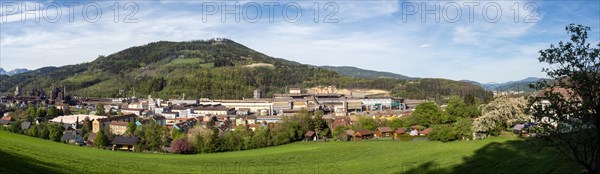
4, 121, 64, 142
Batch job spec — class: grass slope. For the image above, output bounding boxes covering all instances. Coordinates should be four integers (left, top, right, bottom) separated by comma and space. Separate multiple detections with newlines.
0, 131, 577, 174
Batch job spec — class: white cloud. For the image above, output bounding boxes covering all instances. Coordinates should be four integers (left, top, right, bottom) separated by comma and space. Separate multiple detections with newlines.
518, 43, 548, 57
420, 44, 431, 48
336, 1, 399, 21
269, 24, 322, 35
453, 26, 479, 45
443, 1, 543, 45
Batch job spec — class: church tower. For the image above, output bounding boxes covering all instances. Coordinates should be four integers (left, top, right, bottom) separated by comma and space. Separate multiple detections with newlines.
14, 86, 20, 97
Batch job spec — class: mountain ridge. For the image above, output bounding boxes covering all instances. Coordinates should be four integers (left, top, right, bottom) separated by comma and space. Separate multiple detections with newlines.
462, 77, 544, 92
0, 38, 491, 101
319, 66, 415, 80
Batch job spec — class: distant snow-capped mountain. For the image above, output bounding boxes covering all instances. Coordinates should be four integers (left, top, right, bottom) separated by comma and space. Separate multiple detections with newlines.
462, 77, 545, 92
0, 68, 30, 76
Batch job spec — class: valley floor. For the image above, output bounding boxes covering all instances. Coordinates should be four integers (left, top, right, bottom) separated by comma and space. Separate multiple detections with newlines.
0, 131, 578, 174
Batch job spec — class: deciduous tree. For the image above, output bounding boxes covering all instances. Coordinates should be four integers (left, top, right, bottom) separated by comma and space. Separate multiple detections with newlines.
126, 121, 137, 135
473, 97, 528, 134
48, 124, 63, 142
96, 104, 105, 116
412, 102, 442, 127
46, 106, 59, 119
35, 108, 46, 119
81, 117, 92, 139
94, 129, 109, 148
528, 24, 599, 173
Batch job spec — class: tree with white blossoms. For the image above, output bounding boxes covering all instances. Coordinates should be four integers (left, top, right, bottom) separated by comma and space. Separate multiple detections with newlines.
473, 96, 529, 136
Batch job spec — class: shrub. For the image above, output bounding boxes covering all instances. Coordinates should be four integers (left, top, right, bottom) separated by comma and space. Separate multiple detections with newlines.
429, 118, 473, 142
428, 124, 457, 142
171, 138, 195, 154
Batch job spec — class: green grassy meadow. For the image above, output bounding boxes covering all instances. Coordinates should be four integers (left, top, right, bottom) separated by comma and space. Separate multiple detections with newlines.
0, 131, 578, 174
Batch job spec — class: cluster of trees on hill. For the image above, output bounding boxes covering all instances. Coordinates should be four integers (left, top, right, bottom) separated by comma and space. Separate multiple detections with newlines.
399, 95, 480, 142
2, 105, 68, 143
171, 110, 328, 154
319, 66, 414, 80
6, 104, 67, 122
3, 122, 64, 142
392, 79, 492, 102
399, 95, 534, 142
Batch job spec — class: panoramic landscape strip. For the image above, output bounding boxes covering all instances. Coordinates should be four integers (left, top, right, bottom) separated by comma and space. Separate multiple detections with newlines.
1, 0, 599, 173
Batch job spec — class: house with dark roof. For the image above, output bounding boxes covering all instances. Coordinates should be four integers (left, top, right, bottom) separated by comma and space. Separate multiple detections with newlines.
0, 116, 12, 122
61, 130, 84, 145
0, 119, 12, 127
141, 110, 153, 116
305, 131, 316, 141
375, 127, 393, 138
331, 119, 351, 130
151, 115, 167, 126
419, 128, 433, 136
174, 119, 196, 133
0, 116, 12, 127
536, 87, 576, 101
193, 105, 235, 116
171, 105, 193, 118
345, 130, 355, 136
395, 128, 406, 134
112, 136, 138, 151
394, 128, 407, 140
353, 130, 373, 141
337, 130, 353, 141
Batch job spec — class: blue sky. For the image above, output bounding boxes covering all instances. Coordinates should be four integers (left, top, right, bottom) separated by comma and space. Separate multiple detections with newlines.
0, 0, 598, 83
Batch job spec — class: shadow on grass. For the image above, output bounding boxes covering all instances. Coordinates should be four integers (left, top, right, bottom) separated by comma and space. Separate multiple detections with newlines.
0, 150, 63, 174
398, 139, 580, 174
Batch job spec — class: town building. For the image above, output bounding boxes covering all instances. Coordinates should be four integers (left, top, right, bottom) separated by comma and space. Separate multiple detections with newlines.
109, 121, 129, 135
50, 115, 108, 129
193, 104, 235, 116
92, 114, 136, 133
112, 136, 138, 151
121, 108, 143, 116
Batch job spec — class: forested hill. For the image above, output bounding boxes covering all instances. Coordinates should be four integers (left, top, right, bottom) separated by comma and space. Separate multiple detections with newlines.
0, 39, 491, 101
319, 66, 414, 80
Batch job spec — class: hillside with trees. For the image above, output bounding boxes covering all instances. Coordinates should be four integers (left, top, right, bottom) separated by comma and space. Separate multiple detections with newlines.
0, 39, 491, 101
319, 66, 415, 80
